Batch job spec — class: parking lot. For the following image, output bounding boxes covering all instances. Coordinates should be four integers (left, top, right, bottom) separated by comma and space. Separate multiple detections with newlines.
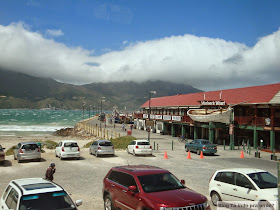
0, 120, 278, 210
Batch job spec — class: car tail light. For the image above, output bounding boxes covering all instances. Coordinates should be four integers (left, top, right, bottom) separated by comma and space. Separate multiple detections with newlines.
37, 148, 40, 152
214, 147, 217, 150
98, 147, 101, 150
0, 154, 4, 157
136, 146, 139, 149
202, 147, 207, 149
112, 146, 114, 149
150, 146, 152, 149
19, 149, 24, 153
78, 146, 80, 151
62, 147, 64, 152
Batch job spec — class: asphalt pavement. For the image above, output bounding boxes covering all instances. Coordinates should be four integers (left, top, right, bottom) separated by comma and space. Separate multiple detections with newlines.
0, 118, 278, 210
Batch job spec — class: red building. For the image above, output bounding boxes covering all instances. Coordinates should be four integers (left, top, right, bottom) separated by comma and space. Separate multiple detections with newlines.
135, 83, 280, 151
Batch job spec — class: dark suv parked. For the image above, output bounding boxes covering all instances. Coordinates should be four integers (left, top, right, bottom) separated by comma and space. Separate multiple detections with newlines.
103, 165, 210, 210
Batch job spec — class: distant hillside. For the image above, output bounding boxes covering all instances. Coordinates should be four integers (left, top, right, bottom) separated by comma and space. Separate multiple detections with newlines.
0, 69, 202, 110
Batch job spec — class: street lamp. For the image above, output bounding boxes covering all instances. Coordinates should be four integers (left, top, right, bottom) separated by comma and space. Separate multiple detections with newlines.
88, 105, 91, 119
148, 91, 156, 141
100, 97, 105, 129
82, 102, 86, 120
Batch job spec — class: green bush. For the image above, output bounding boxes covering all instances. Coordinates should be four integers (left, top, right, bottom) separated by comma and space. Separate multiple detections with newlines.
83, 141, 94, 148
5, 146, 16, 156
43, 140, 58, 149
111, 136, 137, 149
83, 136, 137, 150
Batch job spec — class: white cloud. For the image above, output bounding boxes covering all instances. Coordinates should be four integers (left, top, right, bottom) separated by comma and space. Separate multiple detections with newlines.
46, 29, 64, 37
0, 22, 279, 91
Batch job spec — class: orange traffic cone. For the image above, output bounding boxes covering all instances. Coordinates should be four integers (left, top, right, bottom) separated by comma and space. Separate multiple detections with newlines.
240, 150, 245, 158
187, 151, 191, 159
164, 151, 168, 159
200, 151, 204, 159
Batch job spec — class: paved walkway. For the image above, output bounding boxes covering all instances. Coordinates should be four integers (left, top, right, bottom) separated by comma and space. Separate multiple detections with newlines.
86, 118, 279, 162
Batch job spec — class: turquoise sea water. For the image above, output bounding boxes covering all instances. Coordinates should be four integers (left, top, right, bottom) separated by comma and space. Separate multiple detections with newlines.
0, 109, 91, 137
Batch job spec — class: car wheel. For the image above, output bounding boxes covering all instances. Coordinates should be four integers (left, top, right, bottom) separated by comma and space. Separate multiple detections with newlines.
60, 155, 63, 160
211, 191, 221, 206
14, 155, 16, 160
258, 200, 273, 210
95, 151, 98, 157
104, 194, 115, 210
17, 157, 21, 163
197, 150, 200, 155
55, 152, 58, 157
185, 147, 189, 152
133, 150, 136, 156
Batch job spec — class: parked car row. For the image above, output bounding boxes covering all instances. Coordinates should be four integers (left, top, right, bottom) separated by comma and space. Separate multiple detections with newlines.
2, 139, 153, 165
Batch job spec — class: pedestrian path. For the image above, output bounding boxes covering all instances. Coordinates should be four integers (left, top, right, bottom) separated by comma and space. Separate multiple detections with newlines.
84, 118, 279, 162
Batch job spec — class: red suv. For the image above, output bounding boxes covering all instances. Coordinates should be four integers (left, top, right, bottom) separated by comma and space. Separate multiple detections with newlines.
102, 165, 210, 210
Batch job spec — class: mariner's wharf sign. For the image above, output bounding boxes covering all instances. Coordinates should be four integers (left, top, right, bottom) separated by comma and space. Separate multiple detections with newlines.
200, 101, 226, 106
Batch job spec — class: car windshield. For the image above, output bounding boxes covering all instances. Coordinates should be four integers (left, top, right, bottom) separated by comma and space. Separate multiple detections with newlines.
99, 142, 113, 146
22, 144, 38, 150
19, 191, 76, 210
137, 142, 150, 145
64, 143, 78, 147
248, 172, 277, 189
200, 140, 210, 145
138, 173, 185, 193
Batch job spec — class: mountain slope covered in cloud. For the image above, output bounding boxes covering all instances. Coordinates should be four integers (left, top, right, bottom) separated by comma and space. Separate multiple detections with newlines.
0, 69, 201, 110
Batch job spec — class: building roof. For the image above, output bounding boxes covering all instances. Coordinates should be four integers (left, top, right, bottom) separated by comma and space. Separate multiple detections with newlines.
141, 83, 280, 108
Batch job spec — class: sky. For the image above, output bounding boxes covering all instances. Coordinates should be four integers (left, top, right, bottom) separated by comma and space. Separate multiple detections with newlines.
0, 0, 279, 91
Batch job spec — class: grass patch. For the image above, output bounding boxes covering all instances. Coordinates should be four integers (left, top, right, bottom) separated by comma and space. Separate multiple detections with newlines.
43, 140, 58, 149
111, 136, 137, 149
83, 136, 137, 150
83, 141, 94, 148
5, 146, 16, 156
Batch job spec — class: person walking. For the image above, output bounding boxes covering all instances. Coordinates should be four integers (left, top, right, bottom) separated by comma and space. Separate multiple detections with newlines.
45, 163, 56, 181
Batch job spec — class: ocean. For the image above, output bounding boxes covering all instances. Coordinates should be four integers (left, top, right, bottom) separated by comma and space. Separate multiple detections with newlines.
0, 109, 92, 137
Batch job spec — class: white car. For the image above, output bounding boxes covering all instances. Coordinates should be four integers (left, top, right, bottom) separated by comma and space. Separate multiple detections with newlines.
209, 168, 277, 208
126, 140, 153, 156
55, 140, 80, 160
0, 177, 82, 210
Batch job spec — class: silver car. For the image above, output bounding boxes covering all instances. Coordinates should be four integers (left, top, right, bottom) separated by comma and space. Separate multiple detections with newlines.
89, 140, 115, 157
0, 145, 5, 165
13, 142, 41, 163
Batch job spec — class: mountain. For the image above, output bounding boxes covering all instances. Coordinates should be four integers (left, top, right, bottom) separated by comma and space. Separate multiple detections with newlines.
0, 69, 202, 110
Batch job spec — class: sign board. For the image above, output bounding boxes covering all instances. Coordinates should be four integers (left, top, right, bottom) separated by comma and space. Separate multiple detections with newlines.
146, 120, 154, 127
200, 101, 226, 106
155, 115, 163, 119
163, 115, 172, 120
172, 116, 182, 121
